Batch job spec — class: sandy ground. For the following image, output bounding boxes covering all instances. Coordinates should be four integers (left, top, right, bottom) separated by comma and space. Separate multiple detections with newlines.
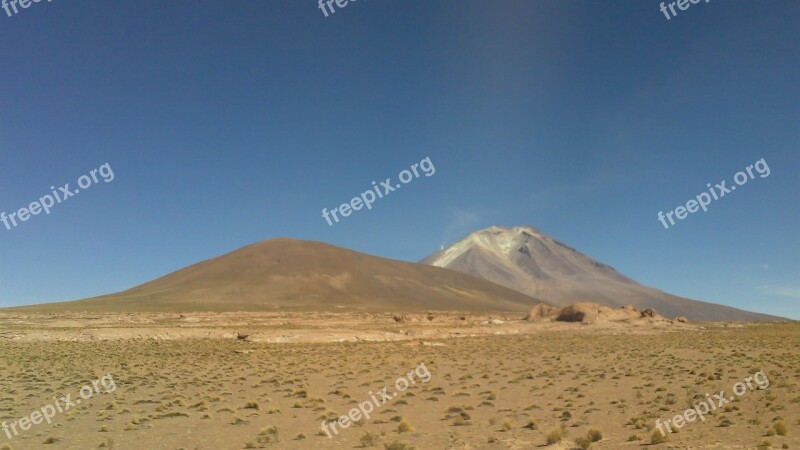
0, 312, 692, 343
0, 313, 797, 450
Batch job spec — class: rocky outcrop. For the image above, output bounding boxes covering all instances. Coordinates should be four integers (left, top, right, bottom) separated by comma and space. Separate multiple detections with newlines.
525, 302, 669, 324
524, 304, 559, 321
556, 302, 600, 324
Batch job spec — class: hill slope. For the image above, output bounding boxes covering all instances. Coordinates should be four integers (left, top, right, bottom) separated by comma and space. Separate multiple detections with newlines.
422, 226, 780, 322
10, 238, 541, 313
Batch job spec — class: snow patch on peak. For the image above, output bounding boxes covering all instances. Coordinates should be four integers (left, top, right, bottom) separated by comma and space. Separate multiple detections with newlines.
430, 225, 549, 267
512, 225, 543, 236
475, 225, 543, 239
484, 225, 510, 233
469, 227, 524, 257
429, 235, 477, 267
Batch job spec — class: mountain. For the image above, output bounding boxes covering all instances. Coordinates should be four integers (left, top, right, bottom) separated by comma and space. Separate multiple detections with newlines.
9, 238, 541, 313
421, 226, 780, 321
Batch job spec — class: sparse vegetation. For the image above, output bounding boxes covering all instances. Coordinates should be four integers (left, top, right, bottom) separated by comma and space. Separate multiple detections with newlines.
360, 431, 380, 447
397, 418, 415, 433
774, 419, 788, 436
0, 317, 795, 449
575, 436, 592, 449
650, 428, 668, 444
546, 427, 564, 444
383, 441, 416, 450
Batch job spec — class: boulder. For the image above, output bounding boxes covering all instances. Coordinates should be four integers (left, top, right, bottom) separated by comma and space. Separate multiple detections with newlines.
556, 302, 600, 324
524, 304, 559, 321
640, 308, 659, 319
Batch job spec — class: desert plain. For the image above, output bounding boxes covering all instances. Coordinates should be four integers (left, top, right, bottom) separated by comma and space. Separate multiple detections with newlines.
0, 312, 797, 450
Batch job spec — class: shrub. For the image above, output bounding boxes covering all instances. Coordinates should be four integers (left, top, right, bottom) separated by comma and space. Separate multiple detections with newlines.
575, 437, 592, 449
360, 432, 379, 447
397, 418, 415, 433
258, 425, 279, 443
545, 427, 564, 445
587, 428, 602, 442
650, 428, 668, 444
774, 420, 788, 436
384, 441, 415, 450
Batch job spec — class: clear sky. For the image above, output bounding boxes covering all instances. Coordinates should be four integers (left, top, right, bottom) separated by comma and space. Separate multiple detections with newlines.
0, 0, 797, 319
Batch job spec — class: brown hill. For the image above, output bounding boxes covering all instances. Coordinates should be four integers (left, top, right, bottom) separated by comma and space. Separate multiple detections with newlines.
8, 238, 542, 313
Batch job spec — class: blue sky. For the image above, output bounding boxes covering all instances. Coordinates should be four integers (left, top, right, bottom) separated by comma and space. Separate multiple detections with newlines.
0, 0, 797, 319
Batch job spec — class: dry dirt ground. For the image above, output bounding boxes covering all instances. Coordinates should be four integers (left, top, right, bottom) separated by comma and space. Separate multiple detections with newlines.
0, 313, 797, 450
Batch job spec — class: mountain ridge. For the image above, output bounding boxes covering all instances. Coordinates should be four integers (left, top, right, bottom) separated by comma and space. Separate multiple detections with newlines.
422, 225, 781, 322
6, 238, 542, 313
